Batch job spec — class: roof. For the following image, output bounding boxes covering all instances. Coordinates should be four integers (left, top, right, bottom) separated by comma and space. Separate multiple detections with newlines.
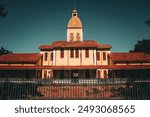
39, 40, 112, 50
0, 65, 150, 70
67, 16, 82, 28
109, 52, 150, 63
67, 9, 83, 28
0, 53, 42, 64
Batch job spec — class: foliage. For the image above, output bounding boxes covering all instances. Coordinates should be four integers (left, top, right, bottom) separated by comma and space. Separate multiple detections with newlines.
130, 39, 150, 54
0, 4, 7, 17
145, 20, 150, 27
0, 47, 12, 56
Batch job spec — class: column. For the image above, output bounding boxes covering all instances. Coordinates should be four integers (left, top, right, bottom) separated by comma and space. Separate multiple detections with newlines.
93, 49, 96, 65
53, 50, 56, 66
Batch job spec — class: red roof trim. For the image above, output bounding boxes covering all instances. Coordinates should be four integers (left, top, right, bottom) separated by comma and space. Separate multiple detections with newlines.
39, 40, 112, 50
0, 53, 42, 63
0, 65, 150, 70
109, 52, 150, 62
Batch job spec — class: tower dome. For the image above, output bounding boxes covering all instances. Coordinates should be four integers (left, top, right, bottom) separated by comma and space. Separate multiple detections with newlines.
67, 10, 83, 28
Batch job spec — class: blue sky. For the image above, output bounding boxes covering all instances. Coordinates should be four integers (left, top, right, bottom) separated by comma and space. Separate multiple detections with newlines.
0, 0, 150, 53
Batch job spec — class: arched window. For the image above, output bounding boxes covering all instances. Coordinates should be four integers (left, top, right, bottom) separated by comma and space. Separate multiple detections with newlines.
76, 33, 80, 41
70, 33, 74, 41
98, 70, 101, 78
104, 70, 107, 78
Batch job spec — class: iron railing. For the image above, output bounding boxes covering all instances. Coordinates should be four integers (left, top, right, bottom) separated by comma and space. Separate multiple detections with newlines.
0, 78, 150, 100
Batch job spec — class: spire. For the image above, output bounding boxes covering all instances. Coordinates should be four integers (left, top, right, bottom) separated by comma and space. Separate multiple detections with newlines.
72, 0, 78, 17
74, 0, 76, 10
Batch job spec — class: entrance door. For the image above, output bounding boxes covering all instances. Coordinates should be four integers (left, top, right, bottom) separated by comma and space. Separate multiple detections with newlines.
71, 70, 79, 83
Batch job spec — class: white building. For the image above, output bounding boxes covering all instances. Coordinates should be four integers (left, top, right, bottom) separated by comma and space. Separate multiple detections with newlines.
39, 8, 112, 79
0, 7, 150, 80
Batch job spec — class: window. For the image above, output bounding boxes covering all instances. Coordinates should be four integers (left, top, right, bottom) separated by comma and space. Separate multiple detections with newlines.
75, 49, 79, 58
51, 52, 53, 61
98, 70, 101, 78
70, 49, 74, 58
85, 49, 89, 58
104, 70, 107, 78
44, 53, 48, 61
70, 33, 74, 41
44, 70, 47, 78
60, 49, 64, 58
76, 33, 80, 41
97, 52, 100, 60
103, 52, 106, 61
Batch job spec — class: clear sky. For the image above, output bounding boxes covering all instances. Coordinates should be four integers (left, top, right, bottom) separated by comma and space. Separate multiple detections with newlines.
0, 0, 150, 53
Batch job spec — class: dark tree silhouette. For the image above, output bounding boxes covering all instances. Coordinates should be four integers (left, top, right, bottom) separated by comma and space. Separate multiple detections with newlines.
0, 4, 7, 17
130, 39, 150, 54
0, 47, 12, 56
145, 20, 150, 27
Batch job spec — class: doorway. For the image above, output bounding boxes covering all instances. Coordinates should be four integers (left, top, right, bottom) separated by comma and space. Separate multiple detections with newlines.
71, 70, 79, 83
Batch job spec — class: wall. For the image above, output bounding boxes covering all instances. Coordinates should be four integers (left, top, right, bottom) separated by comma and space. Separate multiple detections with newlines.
40, 51, 53, 66
97, 50, 110, 65
41, 49, 98, 66
67, 29, 83, 41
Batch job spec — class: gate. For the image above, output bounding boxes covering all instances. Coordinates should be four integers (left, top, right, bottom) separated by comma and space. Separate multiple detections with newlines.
0, 78, 150, 100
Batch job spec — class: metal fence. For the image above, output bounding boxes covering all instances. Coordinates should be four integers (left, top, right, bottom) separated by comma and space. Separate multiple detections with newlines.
0, 78, 150, 100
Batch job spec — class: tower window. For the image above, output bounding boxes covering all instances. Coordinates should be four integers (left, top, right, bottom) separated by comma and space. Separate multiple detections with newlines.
60, 49, 64, 58
70, 49, 74, 58
76, 33, 80, 41
44, 53, 48, 61
85, 49, 89, 58
70, 33, 74, 41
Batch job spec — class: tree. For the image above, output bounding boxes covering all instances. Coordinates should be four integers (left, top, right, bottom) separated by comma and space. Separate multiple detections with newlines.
0, 4, 7, 17
145, 20, 150, 27
0, 47, 12, 56
130, 39, 150, 54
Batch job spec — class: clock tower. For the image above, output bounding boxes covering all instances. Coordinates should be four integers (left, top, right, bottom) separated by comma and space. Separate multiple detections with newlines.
67, 8, 83, 42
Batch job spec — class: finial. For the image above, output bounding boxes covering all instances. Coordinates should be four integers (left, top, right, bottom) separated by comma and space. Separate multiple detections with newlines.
74, 0, 76, 10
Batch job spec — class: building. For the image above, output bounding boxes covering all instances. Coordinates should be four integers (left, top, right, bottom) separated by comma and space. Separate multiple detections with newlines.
39, 9, 112, 79
108, 52, 150, 79
0, 7, 150, 79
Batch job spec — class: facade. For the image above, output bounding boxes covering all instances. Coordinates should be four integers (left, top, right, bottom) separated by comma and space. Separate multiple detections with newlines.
0, 8, 150, 79
39, 9, 111, 79
0, 53, 42, 78
108, 52, 150, 79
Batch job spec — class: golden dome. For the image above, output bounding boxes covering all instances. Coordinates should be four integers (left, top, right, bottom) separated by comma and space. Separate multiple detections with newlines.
67, 10, 83, 28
